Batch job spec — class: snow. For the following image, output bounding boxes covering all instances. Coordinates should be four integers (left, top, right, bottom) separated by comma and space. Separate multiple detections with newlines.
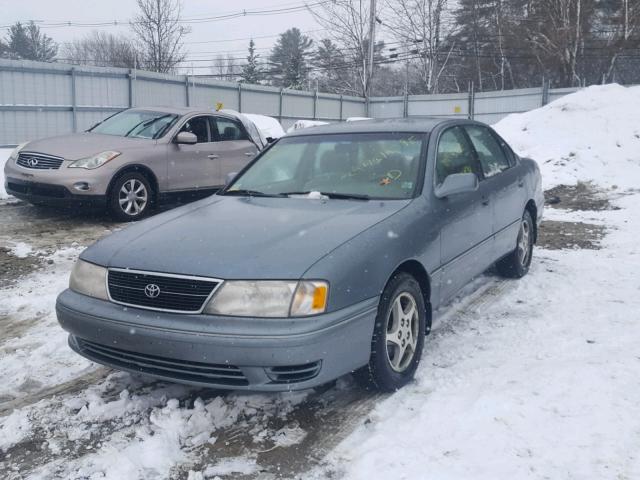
0, 147, 12, 199
241, 113, 285, 140
3, 83, 640, 479
495, 84, 640, 189
310, 84, 640, 480
286, 119, 330, 133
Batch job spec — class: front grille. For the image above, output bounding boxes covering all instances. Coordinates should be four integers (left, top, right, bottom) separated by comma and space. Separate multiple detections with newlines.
17, 152, 64, 170
107, 269, 220, 313
75, 338, 248, 386
266, 361, 322, 384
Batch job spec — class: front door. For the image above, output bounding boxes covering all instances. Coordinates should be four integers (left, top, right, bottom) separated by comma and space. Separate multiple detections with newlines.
211, 116, 259, 180
432, 126, 494, 304
167, 115, 221, 191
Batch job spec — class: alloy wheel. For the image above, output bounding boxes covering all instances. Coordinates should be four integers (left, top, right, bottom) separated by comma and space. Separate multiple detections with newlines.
118, 179, 148, 216
517, 219, 531, 266
385, 292, 419, 372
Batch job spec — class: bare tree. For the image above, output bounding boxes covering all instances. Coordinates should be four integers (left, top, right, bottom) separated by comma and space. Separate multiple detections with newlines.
384, 0, 455, 93
63, 31, 139, 68
211, 54, 240, 81
131, 0, 190, 73
310, 0, 375, 96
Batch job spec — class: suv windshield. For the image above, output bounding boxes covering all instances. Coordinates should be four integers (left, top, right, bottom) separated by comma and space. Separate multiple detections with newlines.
226, 132, 425, 200
89, 110, 179, 139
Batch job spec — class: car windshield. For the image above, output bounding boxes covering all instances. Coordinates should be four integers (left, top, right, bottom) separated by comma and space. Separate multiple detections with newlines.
226, 132, 425, 200
89, 110, 179, 139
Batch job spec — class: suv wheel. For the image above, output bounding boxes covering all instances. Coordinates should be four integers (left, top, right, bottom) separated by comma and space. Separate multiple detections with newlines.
357, 272, 426, 392
109, 172, 153, 222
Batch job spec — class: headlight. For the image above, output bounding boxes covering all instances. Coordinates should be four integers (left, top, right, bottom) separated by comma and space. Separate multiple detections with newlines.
8, 142, 28, 163
203, 280, 328, 317
68, 151, 120, 169
69, 259, 108, 300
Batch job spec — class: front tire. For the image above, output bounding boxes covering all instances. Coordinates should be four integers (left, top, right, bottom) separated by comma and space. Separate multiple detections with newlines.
496, 210, 534, 278
357, 272, 426, 392
109, 172, 153, 222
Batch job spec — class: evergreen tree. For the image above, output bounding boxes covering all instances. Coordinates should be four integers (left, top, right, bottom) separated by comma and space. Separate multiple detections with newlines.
312, 38, 347, 93
6, 21, 57, 61
241, 39, 262, 84
269, 28, 313, 89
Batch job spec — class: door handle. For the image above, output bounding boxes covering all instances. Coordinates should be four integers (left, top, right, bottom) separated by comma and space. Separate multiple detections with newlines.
244, 152, 255, 157
207, 154, 219, 160
481, 197, 490, 206
517, 178, 525, 188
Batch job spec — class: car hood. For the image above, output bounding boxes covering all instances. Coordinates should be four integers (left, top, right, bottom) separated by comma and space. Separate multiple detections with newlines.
23, 132, 154, 160
82, 195, 411, 279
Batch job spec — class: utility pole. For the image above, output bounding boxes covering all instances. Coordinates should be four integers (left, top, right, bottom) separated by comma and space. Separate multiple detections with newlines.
367, 0, 377, 97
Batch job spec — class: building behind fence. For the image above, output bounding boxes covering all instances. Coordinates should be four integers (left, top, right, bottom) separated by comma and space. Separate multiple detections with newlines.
0, 59, 584, 146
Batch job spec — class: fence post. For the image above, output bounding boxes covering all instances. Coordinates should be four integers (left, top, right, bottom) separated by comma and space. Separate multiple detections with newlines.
468, 81, 475, 120
185, 75, 190, 107
279, 88, 284, 122
365, 96, 370, 117
128, 69, 134, 107
339, 95, 343, 121
404, 93, 409, 118
541, 78, 550, 106
313, 90, 318, 120
237, 83, 242, 112
70, 67, 77, 132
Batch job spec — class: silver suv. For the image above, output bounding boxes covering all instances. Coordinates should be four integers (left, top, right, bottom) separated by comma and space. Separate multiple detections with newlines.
3, 107, 265, 220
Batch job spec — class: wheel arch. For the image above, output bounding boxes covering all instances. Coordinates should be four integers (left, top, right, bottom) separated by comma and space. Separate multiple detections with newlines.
107, 164, 160, 203
388, 259, 432, 334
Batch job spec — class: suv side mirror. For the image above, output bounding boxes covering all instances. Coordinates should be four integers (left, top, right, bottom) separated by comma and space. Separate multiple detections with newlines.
175, 131, 198, 145
225, 172, 238, 186
434, 172, 479, 198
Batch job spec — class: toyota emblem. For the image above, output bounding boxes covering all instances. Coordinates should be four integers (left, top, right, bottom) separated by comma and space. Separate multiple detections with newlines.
27, 157, 39, 167
144, 283, 161, 298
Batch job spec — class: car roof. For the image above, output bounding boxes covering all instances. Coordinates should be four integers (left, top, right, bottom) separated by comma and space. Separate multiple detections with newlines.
284, 117, 470, 136
128, 106, 238, 118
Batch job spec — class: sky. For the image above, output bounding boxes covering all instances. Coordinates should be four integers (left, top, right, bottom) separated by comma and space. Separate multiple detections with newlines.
0, 0, 326, 73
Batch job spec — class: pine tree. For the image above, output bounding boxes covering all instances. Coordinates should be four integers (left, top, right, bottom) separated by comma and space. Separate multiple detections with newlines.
241, 39, 262, 84
269, 28, 313, 89
6, 21, 57, 61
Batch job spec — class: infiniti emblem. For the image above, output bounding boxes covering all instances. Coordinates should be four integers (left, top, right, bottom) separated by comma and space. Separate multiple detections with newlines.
144, 283, 161, 298
27, 157, 39, 167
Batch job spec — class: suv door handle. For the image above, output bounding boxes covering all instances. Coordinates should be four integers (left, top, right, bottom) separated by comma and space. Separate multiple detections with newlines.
517, 178, 525, 188
207, 154, 219, 159
244, 152, 255, 156
481, 196, 490, 206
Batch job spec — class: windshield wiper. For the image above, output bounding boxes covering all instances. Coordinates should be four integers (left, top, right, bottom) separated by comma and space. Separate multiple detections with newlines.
282, 191, 370, 201
221, 189, 285, 198
124, 114, 174, 137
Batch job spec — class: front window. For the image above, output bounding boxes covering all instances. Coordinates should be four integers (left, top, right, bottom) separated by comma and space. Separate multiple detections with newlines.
89, 110, 179, 139
226, 133, 425, 200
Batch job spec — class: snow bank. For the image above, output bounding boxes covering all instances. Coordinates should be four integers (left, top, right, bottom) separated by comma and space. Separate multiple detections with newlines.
495, 84, 640, 189
241, 113, 285, 139
0, 147, 12, 199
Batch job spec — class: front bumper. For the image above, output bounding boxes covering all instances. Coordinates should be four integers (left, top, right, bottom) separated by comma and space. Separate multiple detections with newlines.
56, 289, 377, 391
5, 177, 107, 207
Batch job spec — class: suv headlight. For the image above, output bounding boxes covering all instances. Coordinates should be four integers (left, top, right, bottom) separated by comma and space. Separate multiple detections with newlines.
69, 259, 108, 300
68, 151, 120, 169
204, 280, 328, 317
8, 142, 28, 163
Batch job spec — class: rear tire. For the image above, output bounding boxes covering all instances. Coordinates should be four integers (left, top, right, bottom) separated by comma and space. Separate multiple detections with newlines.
109, 172, 153, 222
356, 272, 426, 392
496, 210, 534, 278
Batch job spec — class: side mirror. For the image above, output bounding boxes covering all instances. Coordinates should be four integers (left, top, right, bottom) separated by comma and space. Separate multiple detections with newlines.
266, 137, 276, 144
434, 173, 479, 198
225, 172, 238, 186
174, 131, 197, 145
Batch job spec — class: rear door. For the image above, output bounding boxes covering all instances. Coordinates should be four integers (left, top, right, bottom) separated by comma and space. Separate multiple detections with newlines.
167, 115, 221, 191
211, 116, 259, 179
464, 125, 525, 259
432, 126, 494, 304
